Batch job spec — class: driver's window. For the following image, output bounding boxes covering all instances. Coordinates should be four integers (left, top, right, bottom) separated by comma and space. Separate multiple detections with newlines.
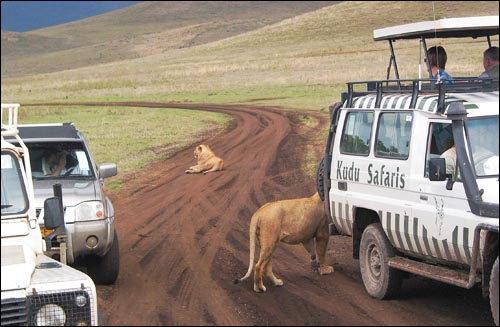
426, 122, 458, 180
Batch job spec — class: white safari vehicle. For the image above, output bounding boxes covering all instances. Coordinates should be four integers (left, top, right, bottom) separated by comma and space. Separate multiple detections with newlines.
1, 104, 100, 326
317, 16, 499, 324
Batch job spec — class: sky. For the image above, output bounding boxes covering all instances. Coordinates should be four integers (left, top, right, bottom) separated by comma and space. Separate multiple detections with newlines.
1, 1, 144, 32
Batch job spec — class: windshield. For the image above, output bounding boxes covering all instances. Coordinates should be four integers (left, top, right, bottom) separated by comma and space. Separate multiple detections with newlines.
1, 152, 29, 217
25, 142, 95, 179
467, 117, 499, 177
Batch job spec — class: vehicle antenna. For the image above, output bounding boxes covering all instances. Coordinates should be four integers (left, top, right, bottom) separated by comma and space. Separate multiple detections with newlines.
432, 1, 441, 83
419, 39, 422, 90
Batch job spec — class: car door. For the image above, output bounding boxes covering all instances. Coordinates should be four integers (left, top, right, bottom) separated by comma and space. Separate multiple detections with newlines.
413, 120, 475, 265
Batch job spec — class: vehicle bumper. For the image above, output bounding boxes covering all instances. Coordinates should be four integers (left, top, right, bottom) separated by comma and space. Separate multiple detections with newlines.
45, 216, 115, 264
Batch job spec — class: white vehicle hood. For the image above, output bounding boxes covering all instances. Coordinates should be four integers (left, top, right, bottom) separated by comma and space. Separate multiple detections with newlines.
1, 244, 36, 291
1, 243, 93, 292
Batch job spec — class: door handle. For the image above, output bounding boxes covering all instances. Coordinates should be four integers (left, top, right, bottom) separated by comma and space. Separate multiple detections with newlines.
420, 195, 428, 201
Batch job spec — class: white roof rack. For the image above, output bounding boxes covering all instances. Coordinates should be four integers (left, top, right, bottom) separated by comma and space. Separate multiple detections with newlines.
374, 16, 499, 41
1, 103, 21, 137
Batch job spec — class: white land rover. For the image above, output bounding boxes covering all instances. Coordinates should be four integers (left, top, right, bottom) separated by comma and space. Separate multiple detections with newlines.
1, 104, 100, 326
317, 16, 499, 325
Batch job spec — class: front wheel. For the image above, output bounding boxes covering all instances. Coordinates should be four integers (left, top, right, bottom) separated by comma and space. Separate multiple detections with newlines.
87, 230, 120, 285
359, 223, 402, 299
490, 256, 499, 326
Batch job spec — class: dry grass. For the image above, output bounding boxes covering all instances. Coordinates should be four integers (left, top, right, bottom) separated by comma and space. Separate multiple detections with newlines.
1, 1, 338, 77
2, 1, 497, 110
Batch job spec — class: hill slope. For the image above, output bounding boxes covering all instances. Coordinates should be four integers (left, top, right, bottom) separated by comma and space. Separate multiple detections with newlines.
1, 1, 338, 77
1, 1, 497, 109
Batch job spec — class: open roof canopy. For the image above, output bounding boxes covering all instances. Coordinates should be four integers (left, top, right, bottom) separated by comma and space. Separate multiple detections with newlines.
374, 16, 499, 41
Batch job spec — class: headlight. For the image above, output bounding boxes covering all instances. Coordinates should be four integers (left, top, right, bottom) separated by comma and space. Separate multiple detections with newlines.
35, 304, 66, 326
75, 201, 105, 222
75, 294, 88, 307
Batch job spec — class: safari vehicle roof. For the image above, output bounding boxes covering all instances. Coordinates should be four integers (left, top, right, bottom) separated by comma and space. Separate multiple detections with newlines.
373, 15, 499, 80
341, 16, 499, 114
4, 123, 81, 142
373, 16, 499, 41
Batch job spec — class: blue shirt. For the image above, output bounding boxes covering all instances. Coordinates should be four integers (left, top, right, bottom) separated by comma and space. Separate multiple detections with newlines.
433, 69, 454, 84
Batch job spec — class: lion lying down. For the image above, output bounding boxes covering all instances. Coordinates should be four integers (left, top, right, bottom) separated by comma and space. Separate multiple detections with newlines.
185, 144, 224, 174
235, 192, 333, 292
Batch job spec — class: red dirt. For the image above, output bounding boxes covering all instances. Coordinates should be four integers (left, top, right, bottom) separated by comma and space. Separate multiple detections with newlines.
84, 102, 493, 326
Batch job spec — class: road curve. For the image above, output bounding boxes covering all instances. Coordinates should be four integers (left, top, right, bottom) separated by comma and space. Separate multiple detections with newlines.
54, 102, 492, 326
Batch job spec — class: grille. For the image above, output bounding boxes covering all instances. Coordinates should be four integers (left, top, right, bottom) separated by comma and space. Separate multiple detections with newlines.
28, 289, 94, 326
1, 288, 95, 326
1, 298, 28, 326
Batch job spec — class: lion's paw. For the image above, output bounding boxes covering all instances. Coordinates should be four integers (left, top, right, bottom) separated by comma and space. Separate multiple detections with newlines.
272, 278, 284, 287
254, 284, 266, 293
319, 265, 334, 275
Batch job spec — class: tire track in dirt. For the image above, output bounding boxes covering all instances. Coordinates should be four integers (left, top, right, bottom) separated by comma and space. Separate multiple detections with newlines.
86, 102, 322, 325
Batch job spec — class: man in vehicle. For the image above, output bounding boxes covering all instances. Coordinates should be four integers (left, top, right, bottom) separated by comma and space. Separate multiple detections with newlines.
479, 46, 499, 78
42, 148, 67, 176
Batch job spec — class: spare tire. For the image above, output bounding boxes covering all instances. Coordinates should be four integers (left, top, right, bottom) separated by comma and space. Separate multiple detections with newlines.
490, 256, 499, 326
317, 157, 325, 201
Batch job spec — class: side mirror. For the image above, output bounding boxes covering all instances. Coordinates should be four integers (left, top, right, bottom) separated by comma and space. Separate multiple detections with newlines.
43, 197, 64, 229
99, 163, 118, 179
428, 158, 447, 181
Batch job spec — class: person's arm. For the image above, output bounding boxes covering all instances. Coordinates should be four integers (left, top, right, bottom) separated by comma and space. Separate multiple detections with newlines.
49, 153, 67, 176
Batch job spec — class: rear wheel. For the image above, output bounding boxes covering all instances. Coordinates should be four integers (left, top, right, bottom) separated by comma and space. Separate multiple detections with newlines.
359, 223, 402, 299
490, 256, 499, 326
87, 230, 120, 285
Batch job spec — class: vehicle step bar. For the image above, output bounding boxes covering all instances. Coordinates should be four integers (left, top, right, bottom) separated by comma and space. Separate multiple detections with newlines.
388, 256, 480, 289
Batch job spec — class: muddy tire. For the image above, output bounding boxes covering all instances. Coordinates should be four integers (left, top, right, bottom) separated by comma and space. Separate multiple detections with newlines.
490, 256, 499, 326
359, 223, 402, 299
87, 230, 120, 285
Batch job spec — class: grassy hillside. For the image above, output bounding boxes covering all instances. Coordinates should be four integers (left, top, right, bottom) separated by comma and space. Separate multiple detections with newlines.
1, 1, 338, 77
2, 1, 497, 110
1, 1, 497, 184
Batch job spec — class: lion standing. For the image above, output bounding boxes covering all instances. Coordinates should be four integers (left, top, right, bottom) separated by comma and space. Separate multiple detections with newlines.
185, 144, 224, 174
236, 192, 333, 292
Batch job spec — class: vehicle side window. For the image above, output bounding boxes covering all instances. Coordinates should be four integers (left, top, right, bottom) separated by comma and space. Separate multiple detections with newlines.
1, 152, 28, 215
375, 112, 413, 159
340, 111, 373, 156
74, 150, 92, 176
425, 122, 454, 178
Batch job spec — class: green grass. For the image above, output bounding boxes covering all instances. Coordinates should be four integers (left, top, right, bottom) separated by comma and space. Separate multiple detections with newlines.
18, 105, 231, 189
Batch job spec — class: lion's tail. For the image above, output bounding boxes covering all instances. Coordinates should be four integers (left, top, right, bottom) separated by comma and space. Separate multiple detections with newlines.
234, 214, 258, 284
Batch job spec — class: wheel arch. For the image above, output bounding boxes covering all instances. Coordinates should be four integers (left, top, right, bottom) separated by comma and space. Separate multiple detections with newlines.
352, 206, 381, 259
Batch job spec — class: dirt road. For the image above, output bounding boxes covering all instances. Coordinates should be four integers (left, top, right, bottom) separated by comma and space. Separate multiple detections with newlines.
93, 102, 494, 326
